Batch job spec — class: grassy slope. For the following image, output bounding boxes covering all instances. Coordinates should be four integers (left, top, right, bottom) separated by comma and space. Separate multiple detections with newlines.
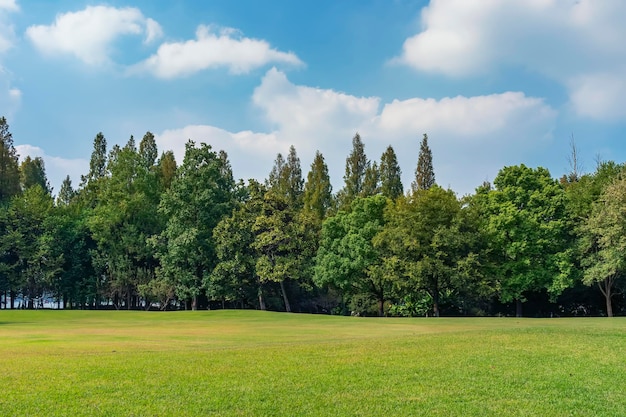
0, 310, 624, 416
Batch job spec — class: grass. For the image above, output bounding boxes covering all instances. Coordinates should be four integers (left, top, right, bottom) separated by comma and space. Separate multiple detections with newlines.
0, 310, 624, 416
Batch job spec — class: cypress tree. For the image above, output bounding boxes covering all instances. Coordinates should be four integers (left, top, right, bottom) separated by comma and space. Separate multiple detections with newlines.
303, 151, 333, 221
380, 145, 403, 200
0, 117, 21, 203
362, 161, 380, 197
338, 132, 368, 209
20, 156, 51, 194
411, 133, 435, 193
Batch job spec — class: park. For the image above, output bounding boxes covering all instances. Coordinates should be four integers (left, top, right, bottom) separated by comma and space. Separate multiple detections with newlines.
0, 310, 624, 416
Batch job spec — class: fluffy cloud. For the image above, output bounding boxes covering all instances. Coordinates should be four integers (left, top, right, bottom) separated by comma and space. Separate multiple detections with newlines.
26, 5, 162, 65
133, 25, 303, 78
156, 69, 557, 196
397, 0, 626, 120
15, 145, 88, 194
252, 68, 379, 150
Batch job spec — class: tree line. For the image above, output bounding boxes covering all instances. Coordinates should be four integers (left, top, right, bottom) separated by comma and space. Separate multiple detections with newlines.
0, 116, 624, 316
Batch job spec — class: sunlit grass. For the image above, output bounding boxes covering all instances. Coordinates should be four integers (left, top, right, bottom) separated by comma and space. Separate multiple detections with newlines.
0, 310, 624, 416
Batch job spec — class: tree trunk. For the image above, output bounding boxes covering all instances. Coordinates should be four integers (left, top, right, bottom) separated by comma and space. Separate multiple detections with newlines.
280, 280, 291, 312
377, 299, 384, 317
432, 291, 440, 317
599, 280, 614, 317
516, 299, 523, 318
258, 289, 266, 311
191, 295, 198, 311
10, 290, 15, 309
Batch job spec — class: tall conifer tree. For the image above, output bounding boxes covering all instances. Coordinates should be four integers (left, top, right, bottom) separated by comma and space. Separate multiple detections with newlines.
412, 133, 435, 193
303, 151, 333, 221
0, 117, 20, 203
380, 145, 403, 200
338, 133, 368, 209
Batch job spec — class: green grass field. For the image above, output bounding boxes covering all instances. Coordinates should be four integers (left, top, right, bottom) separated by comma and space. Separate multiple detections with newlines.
0, 310, 624, 416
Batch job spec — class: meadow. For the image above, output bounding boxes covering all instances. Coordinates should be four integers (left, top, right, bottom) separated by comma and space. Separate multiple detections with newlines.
0, 310, 624, 416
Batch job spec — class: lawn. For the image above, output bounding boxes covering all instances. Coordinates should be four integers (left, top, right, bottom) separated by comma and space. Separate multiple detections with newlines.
0, 310, 624, 416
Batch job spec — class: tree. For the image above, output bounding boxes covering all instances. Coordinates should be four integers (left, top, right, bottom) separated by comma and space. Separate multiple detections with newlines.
0, 117, 20, 204
579, 176, 626, 317
139, 132, 158, 169
56, 176, 76, 206
81, 132, 107, 185
379, 145, 403, 200
156, 141, 235, 310
361, 161, 380, 197
157, 150, 177, 191
267, 146, 304, 208
20, 156, 51, 194
314, 195, 391, 316
377, 187, 480, 317
252, 193, 297, 312
303, 151, 333, 221
411, 134, 435, 193
88, 136, 162, 309
6, 185, 54, 308
480, 165, 569, 317
337, 133, 368, 210
209, 181, 265, 309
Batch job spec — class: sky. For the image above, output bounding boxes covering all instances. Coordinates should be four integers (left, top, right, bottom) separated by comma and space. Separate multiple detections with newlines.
1, 0, 625, 197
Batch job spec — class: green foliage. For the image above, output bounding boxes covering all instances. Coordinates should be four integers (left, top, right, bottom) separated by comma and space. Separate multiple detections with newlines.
411, 133, 435, 193
379, 145, 403, 200
20, 156, 51, 194
478, 165, 569, 314
0, 117, 20, 203
303, 151, 333, 221
337, 133, 368, 210
579, 176, 626, 316
361, 161, 380, 197
377, 186, 481, 316
156, 141, 235, 309
314, 195, 390, 315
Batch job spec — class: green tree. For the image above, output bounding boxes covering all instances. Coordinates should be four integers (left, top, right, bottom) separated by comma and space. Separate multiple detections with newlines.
314, 195, 391, 316
361, 161, 380, 197
379, 145, 403, 200
579, 176, 626, 317
252, 185, 313, 312
267, 146, 304, 208
20, 156, 51, 194
156, 141, 235, 310
411, 134, 435, 193
480, 165, 569, 317
6, 185, 54, 308
0, 117, 20, 203
337, 133, 368, 210
377, 187, 480, 317
303, 151, 333, 221
56, 175, 76, 206
139, 131, 158, 168
88, 136, 162, 309
210, 180, 265, 309
157, 150, 177, 191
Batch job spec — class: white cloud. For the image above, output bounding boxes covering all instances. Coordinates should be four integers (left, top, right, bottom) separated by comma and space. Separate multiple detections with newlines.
15, 145, 88, 195
133, 25, 303, 78
252, 68, 379, 150
156, 69, 557, 196
397, 0, 626, 121
0, 0, 18, 11
26, 5, 162, 65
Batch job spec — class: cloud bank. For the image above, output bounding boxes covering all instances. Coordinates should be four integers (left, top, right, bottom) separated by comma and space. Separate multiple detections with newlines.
397, 0, 626, 121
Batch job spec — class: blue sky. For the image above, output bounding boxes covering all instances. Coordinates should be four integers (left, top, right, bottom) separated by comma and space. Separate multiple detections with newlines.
1, 0, 625, 197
